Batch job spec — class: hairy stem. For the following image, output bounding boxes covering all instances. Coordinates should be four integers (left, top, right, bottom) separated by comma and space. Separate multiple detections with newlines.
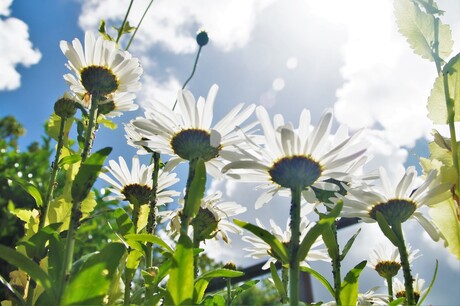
393, 222, 415, 305
126, 0, 155, 51
116, 0, 134, 44
146, 152, 160, 268
81, 95, 99, 162
289, 187, 302, 306
386, 275, 394, 302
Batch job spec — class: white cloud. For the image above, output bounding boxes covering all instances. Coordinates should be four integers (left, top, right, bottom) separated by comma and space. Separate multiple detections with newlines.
0, 0, 41, 91
137, 73, 181, 110
79, 0, 278, 54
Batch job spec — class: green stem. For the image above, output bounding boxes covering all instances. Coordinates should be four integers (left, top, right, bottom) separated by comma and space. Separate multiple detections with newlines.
392, 222, 415, 305
116, 0, 134, 44
81, 95, 99, 162
125, 0, 155, 51
123, 268, 134, 305
289, 187, 302, 306
172, 46, 203, 110
282, 266, 289, 304
181, 158, 198, 233
386, 275, 394, 302
58, 95, 99, 303
193, 230, 200, 277
146, 152, 160, 268
25, 276, 35, 306
39, 118, 67, 228
226, 278, 232, 306
331, 222, 342, 306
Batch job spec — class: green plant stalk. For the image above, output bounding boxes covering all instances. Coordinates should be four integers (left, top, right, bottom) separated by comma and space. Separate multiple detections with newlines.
146, 152, 160, 268
116, 0, 134, 44
58, 95, 99, 302
125, 0, 155, 51
386, 275, 394, 302
81, 95, 99, 162
289, 187, 302, 306
392, 222, 415, 305
226, 278, 232, 306
39, 117, 67, 228
181, 158, 198, 233
282, 266, 289, 304
432, 16, 460, 196
331, 222, 342, 306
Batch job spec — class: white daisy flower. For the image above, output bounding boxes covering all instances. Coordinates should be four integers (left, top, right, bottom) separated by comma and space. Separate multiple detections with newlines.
357, 287, 389, 306
60, 31, 142, 116
99, 155, 180, 206
393, 274, 426, 304
131, 84, 257, 178
242, 216, 329, 270
222, 106, 367, 208
159, 191, 246, 243
368, 242, 420, 278
339, 166, 450, 241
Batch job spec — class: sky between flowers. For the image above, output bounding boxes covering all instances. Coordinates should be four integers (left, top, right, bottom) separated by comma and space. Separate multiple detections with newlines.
1, 0, 459, 304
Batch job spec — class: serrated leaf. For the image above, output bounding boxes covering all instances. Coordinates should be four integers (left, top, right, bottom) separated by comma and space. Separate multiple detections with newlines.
429, 198, 460, 259
71, 147, 112, 203
339, 260, 367, 306
427, 54, 460, 123
395, 0, 453, 62
165, 234, 194, 305
11, 208, 40, 239
234, 219, 289, 264
10, 177, 43, 207
300, 266, 334, 298
183, 159, 206, 221
113, 207, 135, 236
124, 233, 174, 253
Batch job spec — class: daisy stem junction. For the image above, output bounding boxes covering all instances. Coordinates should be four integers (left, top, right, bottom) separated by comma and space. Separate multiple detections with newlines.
289, 187, 302, 306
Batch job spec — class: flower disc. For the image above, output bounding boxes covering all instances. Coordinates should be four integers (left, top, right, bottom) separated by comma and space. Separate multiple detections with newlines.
122, 184, 152, 205
170, 129, 220, 161
269, 155, 322, 190
369, 199, 416, 224
81, 65, 119, 96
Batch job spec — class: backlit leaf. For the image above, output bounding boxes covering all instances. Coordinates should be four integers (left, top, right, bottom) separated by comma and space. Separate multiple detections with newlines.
340, 260, 367, 306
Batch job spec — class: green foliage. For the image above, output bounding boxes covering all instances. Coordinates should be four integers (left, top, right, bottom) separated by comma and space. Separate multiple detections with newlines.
184, 158, 207, 222
339, 260, 367, 306
300, 266, 334, 298
269, 262, 287, 303
394, 0, 453, 62
9, 177, 43, 208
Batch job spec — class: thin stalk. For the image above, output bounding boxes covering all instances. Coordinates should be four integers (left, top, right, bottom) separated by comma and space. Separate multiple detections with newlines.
193, 229, 200, 277
392, 222, 415, 305
59, 95, 99, 302
81, 95, 99, 162
386, 275, 394, 302
289, 187, 302, 306
25, 276, 35, 306
180, 158, 198, 233
123, 269, 134, 305
39, 117, 67, 228
146, 152, 160, 268
126, 0, 155, 51
331, 222, 342, 306
116, 0, 134, 44
226, 278, 232, 306
282, 266, 289, 304
172, 46, 203, 110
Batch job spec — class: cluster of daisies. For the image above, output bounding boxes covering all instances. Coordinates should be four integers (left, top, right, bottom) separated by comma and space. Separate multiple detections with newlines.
60, 31, 449, 303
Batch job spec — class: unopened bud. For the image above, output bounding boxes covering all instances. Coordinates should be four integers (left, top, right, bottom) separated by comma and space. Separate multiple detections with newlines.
196, 30, 209, 47
54, 95, 77, 119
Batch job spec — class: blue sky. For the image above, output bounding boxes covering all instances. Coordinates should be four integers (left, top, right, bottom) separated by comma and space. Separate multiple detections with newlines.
1, 0, 459, 304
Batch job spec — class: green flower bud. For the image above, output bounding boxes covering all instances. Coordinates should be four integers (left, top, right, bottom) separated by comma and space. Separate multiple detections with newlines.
196, 30, 209, 47
54, 96, 77, 119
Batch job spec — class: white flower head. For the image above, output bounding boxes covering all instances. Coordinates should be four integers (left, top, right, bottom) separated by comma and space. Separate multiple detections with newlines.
60, 31, 142, 117
99, 155, 180, 206
223, 106, 368, 208
242, 217, 329, 269
357, 287, 389, 306
131, 84, 257, 178
393, 274, 426, 303
339, 166, 451, 241
159, 191, 247, 243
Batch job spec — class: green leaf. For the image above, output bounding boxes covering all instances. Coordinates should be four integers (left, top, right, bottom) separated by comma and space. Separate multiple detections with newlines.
97, 117, 117, 130
47, 234, 65, 295
184, 158, 207, 221
165, 234, 194, 305
18, 223, 62, 260
113, 21, 136, 35
0, 273, 26, 305
394, 0, 453, 62
63, 242, 126, 305
46, 113, 74, 142
126, 249, 143, 270
71, 147, 112, 203
389, 297, 406, 306
10, 177, 43, 207
0, 245, 55, 301
417, 260, 438, 305
270, 262, 287, 302
198, 269, 244, 281
375, 211, 400, 246
322, 226, 339, 259
339, 260, 367, 306
234, 219, 289, 264
58, 154, 81, 167
427, 53, 460, 124
230, 280, 259, 305
124, 233, 174, 253
300, 266, 334, 298
202, 294, 226, 306
113, 207, 135, 236
429, 198, 460, 259
298, 201, 342, 261
193, 278, 209, 304
98, 19, 114, 41
340, 228, 361, 261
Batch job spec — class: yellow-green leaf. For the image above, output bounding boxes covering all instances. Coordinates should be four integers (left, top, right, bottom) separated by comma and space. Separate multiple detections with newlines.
429, 198, 460, 259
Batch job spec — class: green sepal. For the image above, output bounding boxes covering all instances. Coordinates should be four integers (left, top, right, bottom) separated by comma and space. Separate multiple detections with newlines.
165, 234, 194, 305
234, 219, 289, 264
71, 147, 112, 203
300, 266, 334, 298
339, 260, 367, 306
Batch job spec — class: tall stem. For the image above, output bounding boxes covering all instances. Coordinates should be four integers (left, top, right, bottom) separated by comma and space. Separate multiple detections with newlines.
59, 95, 99, 303
40, 118, 67, 228
116, 0, 134, 44
125, 0, 155, 51
289, 187, 302, 306
331, 221, 342, 306
181, 158, 198, 233
146, 152, 160, 268
226, 278, 232, 306
386, 275, 394, 302
392, 222, 415, 305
